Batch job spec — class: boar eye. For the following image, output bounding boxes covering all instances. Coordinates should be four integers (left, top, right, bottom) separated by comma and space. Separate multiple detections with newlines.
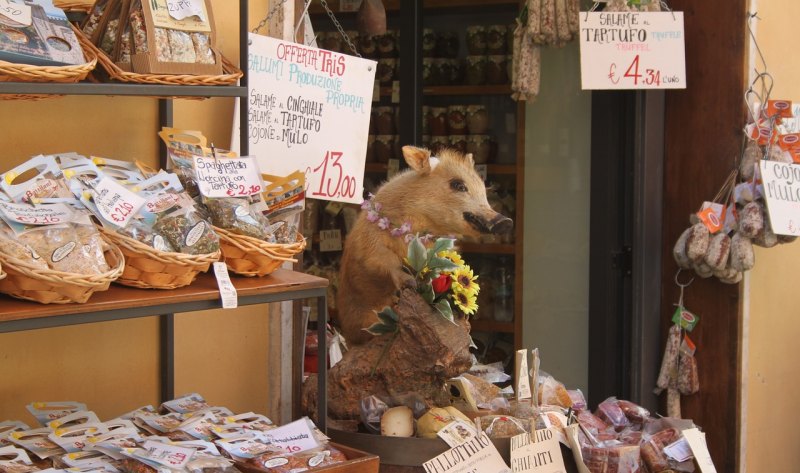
450, 179, 468, 193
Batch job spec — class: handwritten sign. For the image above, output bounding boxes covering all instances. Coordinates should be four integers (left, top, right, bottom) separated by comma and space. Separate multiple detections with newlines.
423, 432, 510, 473
140, 441, 195, 469
510, 429, 566, 473
580, 12, 686, 90
258, 418, 319, 454
682, 428, 716, 473
760, 160, 800, 235
167, 0, 205, 21
193, 156, 263, 198
319, 229, 343, 252
0, 0, 31, 26
247, 33, 376, 205
0, 202, 72, 226
93, 178, 146, 228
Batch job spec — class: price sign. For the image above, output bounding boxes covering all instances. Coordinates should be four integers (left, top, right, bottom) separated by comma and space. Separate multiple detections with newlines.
423, 432, 510, 473
319, 229, 343, 252
193, 156, 264, 198
0, 0, 32, 26
140, 441, 195, 469
247, 33, 376, 205
580, 12, 686, 90
166, 0, 205, 21
0, 202, 72, 226
93, 177, 146, 228
258, 418, 319, 454
760, 160, 800, 235
509, 429, 566, 473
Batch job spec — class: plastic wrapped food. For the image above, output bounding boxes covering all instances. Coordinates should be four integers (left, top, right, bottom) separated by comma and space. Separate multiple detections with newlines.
206, 198, 270, 240
129, 1, 148, 53
169, 30, 197, 63
537, 372, 573, 408
0, 231, 47, 269
155, 28, 171, 62
192, 33, 215, 64
154, 209, 219, 255
567, 389, 587, 411
246, 446, 347, 472
640, 428, 680, 473
617, 400, 650, 424
479, 415, 529, 439
595, 397, 630, 431
576, 410, 608, 434
20, 224, 110, 275
117, 220, 176, 252
581, 444, 641, 473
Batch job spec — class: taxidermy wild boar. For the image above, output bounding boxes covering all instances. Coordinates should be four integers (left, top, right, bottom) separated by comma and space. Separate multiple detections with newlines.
336, 146, 513, 345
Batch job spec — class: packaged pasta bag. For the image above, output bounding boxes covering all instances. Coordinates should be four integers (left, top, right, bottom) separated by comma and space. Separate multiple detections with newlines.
129, 0, 221, 75
1, 155, 73, 205
158, 128, 210, 198
0, 445, 39, 473
154, 206, 219, 255
87, 0, 127, 57
261, 172, 306, 244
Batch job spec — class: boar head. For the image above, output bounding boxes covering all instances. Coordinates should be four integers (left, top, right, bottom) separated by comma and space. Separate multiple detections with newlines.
374, 146, 513, 238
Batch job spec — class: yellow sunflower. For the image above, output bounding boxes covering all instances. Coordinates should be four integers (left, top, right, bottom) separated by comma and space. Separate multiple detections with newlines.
451, 265, 479, 295
453, 290, 478, 316
438, 249, 464, 267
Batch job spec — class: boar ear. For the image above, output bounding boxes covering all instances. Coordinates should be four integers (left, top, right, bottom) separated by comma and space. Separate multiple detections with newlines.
463, 153, 475, 167
402, 146, 432, 174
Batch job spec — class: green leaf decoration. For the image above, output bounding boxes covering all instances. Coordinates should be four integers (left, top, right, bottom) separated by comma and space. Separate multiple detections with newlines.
431, 238, 455, 256
377, 307, 399, 325
408, 236, 427, 273
363, 321, 398, 336
427, 256, 460, 273
419, 281, 435, 304
434, 299, 456, 324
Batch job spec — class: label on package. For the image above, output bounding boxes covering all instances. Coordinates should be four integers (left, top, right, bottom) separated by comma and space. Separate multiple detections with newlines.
193, 156, 263, 198
93, 177, 146, 228
0, 202, 72, 226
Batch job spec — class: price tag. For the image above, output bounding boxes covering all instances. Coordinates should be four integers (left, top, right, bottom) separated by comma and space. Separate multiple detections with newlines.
580, 12, 686, 90
319, 229, 342, 252
258, 418, 319, 454
760, 160, 800, 235
387, 159, 400, 179
193, 156, 263, 198
424, 433, 510, 473
213, 262, 238, 309
0, 202, 72, 226
0, 0, 31, 26
140, 441, 195, 469
167, 0, 205, 21
475, 164, 488, 181
93, 177, 146, 228
509, 429, 566, 473
682, 428, 717, 473
664, 437, 693, 463
695, 202, 725, 233
391, 81, 400, 103
672, 307, 699, 332
340, 0, 362, 12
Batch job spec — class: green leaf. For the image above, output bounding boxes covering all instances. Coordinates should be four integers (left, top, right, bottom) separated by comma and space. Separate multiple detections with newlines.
363, 321, 397, 336
427, 256, 460, 273
434, 299, 456, 324
377, 307, 399, 325
431, 238, 455, 256
407, 237, 427, 273
419, 281, 435, 304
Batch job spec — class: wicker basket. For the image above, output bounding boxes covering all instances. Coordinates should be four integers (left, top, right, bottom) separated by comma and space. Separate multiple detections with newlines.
214, 227, 306, 277
75, 28, 242, 87
98, 227, 220, 289
53, 0, 94, 13
0, 243, 124, 304
0, 24, 98, 101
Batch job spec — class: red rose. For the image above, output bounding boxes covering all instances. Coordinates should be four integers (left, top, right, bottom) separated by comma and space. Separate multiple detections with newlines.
432, 274, 452, 294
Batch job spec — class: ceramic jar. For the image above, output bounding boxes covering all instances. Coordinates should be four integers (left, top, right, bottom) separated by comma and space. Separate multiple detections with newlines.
374, 106, 395, 134
374, 135, 396, 163
486, 25, 507, 54
465, 55, 487, 85
422, 57, 435, 85
438, 59, 453, 86
446, 59, 463, 84
449, 134, 467, 154
422, 28, 437, 57
486, 55, 508, 84
447, 105, 467, 134
430, 107, 449, 135
466, 105, 489, 134
466, 26, 487, 55
466, 134, 492, 164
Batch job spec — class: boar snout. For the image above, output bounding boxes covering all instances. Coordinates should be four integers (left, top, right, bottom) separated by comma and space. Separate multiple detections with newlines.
463, 212, 514, 234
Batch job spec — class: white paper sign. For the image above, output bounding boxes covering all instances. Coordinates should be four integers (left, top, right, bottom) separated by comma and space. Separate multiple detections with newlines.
0, 202, 72, 226
248, 33, 376, 205
93, 178, 146, 228
682, 428, 717, 473
140, 441, 195, 469
319, 229, 343, 252
760, 160, 800, 235
423, 432, 510, 473
258, 418, 319, 454
0, 0, 31, 26
193, 156, 263, 198
166, 0, 205, 21
580, 12, 686, 90
213, 262, 238, 309
510, 429, 566, 473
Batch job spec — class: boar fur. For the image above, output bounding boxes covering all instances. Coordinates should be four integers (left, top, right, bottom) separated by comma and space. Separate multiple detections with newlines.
336, 146, 512, 345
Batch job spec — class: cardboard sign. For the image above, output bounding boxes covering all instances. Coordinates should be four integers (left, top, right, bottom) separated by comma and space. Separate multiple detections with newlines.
510, 429, 566, 473
423, 432, 510, 473
258, 418, 319, 454
167, 0, 205, 21
247, 33, 376, 205
682, 428, 716, 473
580, 12, 686, 90
0, 202, 72, 226
93, 177, 146, 228
515, 349, 532, 401
193, 156, 263, 198
760, 160, 800, 235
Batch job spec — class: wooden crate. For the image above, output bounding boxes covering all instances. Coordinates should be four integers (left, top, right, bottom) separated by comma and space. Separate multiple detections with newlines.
235, 443, 379, 473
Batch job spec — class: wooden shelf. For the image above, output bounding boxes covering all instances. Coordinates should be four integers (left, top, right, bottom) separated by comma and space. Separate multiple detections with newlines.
458, 242, 515, 254
310, 0, 518, 14
470, 318, 514, 333
423, 84, 512, 96
0, 82, 247, 98
0, 269, 328, 331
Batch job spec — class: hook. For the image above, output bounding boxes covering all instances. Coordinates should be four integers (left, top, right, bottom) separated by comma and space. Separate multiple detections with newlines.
585, 2, 601, 22
675, 269, 693, 309
294, 0, 313, 45
747, 12, 768, 76
659, 1, 676, 21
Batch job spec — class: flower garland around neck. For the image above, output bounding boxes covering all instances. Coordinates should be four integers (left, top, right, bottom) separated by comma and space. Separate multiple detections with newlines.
361, 193, 435, 244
